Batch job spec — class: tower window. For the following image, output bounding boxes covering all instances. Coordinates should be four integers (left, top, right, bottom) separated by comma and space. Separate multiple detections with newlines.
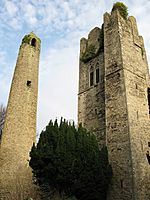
135, 84, 138, 89
146, 151, 150, 164
96, 68, 99, 84
95, 108, 98, 115
27, 80, 31, 86
31, 38, 36, 47
120, 180, 123, 189
90, 71, 94, 86
148, 142, 150, 147
147, 88, 150, 115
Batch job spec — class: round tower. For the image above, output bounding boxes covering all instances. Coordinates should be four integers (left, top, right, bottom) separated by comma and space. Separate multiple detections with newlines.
0, 32, 41, 199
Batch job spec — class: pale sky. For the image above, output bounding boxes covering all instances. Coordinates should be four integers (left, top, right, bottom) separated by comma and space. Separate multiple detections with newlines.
0, 0, 150, 133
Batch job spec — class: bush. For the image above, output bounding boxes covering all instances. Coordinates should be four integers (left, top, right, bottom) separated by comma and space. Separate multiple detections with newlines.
29, 119, 112, 200
112, 2, 128, 19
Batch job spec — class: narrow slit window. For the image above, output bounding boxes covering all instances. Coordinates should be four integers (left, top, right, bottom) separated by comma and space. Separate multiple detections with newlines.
146, 151, 150, 165
90, 72, 94, 86
120, 180, 123, 189
95, 108, 98, 115
147, 88, 150, 115
31, 38, 36, 47
96, 68, 99, 84
27, 80, 31, 87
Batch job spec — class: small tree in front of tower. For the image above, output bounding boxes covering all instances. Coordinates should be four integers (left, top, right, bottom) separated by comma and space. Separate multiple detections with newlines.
29, 119, 112, 200
112, 2, 128, 19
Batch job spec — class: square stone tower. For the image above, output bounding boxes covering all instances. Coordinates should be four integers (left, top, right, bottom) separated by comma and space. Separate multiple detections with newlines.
78, 6, 150, 200
0, 32, 41, 199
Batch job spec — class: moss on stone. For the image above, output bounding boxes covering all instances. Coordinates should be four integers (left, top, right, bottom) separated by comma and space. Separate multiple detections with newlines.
112, 2, 128, 20
80, 44, 96, 63
80, 27, 104, 63
22, 35, 31, 44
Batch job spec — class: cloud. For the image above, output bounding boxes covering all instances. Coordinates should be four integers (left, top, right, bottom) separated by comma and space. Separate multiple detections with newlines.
1, 0, 150, 132
37, 36, 79, 131
22, 3, 38, 27
5, 0, 18, 17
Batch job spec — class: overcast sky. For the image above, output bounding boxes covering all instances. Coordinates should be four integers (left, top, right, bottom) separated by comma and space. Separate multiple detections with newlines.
0, 0, 150, 133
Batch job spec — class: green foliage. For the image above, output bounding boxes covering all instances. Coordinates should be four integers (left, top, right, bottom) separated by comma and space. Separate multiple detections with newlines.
22, 35, 31, 44
29, 119, 112, 200
80, 28, 104, 63
112, 2, 128, 19
80, 44, 96, 63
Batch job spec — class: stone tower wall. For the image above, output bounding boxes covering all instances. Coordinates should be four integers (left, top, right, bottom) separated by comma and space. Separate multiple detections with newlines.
104, 10, 134, 200
0, 33, 41, 199
78, 27, 106, 146
78, 7, 150, 200
104, 10, 150, 200
119, 14, 150, 200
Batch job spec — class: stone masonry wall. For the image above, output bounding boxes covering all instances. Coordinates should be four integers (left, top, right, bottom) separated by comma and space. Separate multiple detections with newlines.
78, 27, 106, 147
0, 33, 41, 199
78, 9, 150, 200
119, 14, 150, 200
104, 10, 134, 200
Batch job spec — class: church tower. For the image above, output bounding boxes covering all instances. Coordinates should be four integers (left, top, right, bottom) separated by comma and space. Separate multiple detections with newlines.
0, 32, 41, 199
78, 4, 150, 200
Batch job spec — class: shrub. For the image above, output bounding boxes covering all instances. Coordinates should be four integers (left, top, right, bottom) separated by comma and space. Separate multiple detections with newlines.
29, 119, 112, 200
112, 2, 128, 19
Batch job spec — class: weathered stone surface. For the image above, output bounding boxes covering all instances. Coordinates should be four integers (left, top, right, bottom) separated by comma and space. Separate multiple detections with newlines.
0, 32, 41, 199
78, 28, 106, 146
78, 8, 150, 200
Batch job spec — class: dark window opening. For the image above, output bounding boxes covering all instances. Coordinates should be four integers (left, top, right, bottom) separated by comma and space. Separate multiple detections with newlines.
95, 108, 98, 115
146, 151, 150, 164
148, 142, 150, 147
147, 88, 150, 115
96, 68, 99, 84
136, 84, 138, 89
27, 80, 31, 87
31, 38, 36, 47
120, 180, 123, 189
141, 141, 143, 151
90, 72, 94, 86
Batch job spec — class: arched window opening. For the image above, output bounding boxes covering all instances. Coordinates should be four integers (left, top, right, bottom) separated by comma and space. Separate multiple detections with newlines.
90, 71, 94, 86
96, 68, 99, 84
31, 38, 36, 47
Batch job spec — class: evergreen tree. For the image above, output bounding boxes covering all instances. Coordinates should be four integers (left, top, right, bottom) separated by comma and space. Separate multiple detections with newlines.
29, 119, 112, 200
